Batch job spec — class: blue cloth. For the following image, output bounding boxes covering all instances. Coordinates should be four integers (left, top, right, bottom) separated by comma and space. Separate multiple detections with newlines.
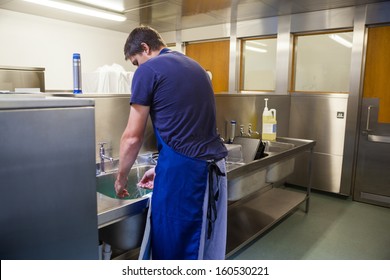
151, 129, 207, 259
199, 158, 227, 260
130, 48, 227, 160
138, 193, 152, 260
149, 129, 227, 260
138, 157, 228, 260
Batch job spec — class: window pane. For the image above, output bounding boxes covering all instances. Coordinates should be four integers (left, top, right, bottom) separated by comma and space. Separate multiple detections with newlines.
241, 38, 277, 91
294, 32, 353, 92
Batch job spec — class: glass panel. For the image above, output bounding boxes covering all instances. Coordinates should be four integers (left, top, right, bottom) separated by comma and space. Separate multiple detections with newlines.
294, 32, 353, 92
241, 38, 277, 91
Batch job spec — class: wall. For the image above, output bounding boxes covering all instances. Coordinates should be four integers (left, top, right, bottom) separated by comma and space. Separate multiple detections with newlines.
0, 9, 133, 90
215, 94, 290, 141
86, 94, 289, 163
50, 94, 157, 162
92, 95, 156, 161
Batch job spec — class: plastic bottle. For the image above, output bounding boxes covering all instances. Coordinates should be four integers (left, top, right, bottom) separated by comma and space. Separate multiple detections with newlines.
262, 98, 277, 141
73, 53, 82, 94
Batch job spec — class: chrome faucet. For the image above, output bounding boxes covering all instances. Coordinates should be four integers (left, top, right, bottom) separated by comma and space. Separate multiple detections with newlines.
240, 125, 245, 136
98, 142, 113, 173
248, 123, 260, 138
240, 124, 250, 137
217, 127, 225, 142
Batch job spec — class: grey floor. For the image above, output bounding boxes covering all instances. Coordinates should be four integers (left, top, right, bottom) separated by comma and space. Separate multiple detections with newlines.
229, 187, 390, 260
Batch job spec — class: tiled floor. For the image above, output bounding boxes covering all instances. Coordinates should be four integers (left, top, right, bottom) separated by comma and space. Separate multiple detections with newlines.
229, 187, 390, 260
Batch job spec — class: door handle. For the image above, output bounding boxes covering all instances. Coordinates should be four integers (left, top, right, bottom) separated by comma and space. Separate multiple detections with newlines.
363, 105, 376, 134
368, 134, 390, 144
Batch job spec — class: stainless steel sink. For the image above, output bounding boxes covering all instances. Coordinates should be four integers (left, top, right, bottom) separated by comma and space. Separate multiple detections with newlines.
225, 141, 267, 201
264, 141, 295, 153
97, 164, 154, 251
96, 165, 154, 199
228, 167, 268, 201
264, 141, 295, 183
225, 140, 297, 201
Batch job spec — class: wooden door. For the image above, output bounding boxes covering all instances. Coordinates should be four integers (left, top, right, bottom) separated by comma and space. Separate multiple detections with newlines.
185, 40, 230, 93
363, 25, 390, 123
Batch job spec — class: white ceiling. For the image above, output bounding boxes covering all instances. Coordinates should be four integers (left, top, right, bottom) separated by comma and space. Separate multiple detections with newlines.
0, 0, 387, 33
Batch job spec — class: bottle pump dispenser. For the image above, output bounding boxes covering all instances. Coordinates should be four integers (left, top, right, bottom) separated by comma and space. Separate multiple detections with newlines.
262, 98, 277, 141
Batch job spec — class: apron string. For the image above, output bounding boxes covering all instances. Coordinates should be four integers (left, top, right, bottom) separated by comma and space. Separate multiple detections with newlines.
207, 160, 225, 239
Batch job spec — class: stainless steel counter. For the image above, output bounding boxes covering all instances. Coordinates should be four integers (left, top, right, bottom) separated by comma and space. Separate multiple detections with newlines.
226, 137, 315, 256
96, 138, 315, 227
97, 137, 316, 256
226, 137, 315, 180
0, 94, 94, 108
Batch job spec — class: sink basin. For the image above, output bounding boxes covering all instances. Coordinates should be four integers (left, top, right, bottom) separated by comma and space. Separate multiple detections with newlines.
264, 141, 295, 183
225, 143, 244, 163
99, 210, 147, 252
228, 167, 268, 201
97, 164, 155, 251
226, 141, 297, 201
225, 161, 245, 172
96, 165, 154, 199
264, 141, 295, 153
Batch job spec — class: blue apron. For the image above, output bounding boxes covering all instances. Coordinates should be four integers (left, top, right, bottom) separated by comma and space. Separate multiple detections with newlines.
144, 128, 227, 260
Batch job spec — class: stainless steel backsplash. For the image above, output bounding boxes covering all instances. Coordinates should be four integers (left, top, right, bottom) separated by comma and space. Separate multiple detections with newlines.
0, 66, 45, 92
215, 93, 291, 141
92, 93, 291, 162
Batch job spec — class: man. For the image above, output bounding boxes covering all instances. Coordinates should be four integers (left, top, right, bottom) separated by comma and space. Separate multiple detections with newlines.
114, 26, 228, 260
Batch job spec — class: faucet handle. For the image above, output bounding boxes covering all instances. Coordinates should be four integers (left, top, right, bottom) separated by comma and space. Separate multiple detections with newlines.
98, 142, 107, 147
98, 142, 110, 157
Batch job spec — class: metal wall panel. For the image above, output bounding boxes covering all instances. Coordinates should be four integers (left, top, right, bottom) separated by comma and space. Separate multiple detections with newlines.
288, 93, 349, 194
0, 98, 98, 259
229, 1, 238, 92
181, 23, 230, 42
237, 17, 278, 38
366, 1, 390, 24
275, 15, 292, 95
0, 66, 45, 92
93, 96, 156, 160
340, 5, 367, 195
215, 94, 291, 142
291, 7, 354, 32
52, 94, 157, 162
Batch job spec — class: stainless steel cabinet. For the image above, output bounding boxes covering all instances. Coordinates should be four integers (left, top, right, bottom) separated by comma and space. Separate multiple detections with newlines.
288, 93, 349, 194
0, 95, 98, 259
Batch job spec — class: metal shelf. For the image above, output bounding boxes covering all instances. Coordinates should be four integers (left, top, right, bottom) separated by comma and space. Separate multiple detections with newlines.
225, 137, 315, 257
226, 186, 308, 257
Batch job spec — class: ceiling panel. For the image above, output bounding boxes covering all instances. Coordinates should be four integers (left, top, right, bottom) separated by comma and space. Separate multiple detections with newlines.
0, 0, 388, 33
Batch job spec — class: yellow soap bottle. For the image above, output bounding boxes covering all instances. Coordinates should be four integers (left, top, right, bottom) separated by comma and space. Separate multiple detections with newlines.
262, 98, 277, 141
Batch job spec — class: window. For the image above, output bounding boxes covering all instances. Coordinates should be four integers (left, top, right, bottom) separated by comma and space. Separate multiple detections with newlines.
293, 31, 353, 92
240, 37, 277, 91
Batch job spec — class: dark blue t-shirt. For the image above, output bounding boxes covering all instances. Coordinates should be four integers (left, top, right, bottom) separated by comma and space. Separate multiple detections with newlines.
130, 48, 227, 160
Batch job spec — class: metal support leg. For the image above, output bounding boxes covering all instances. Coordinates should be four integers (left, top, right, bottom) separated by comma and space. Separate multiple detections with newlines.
305, 147, 314, 213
